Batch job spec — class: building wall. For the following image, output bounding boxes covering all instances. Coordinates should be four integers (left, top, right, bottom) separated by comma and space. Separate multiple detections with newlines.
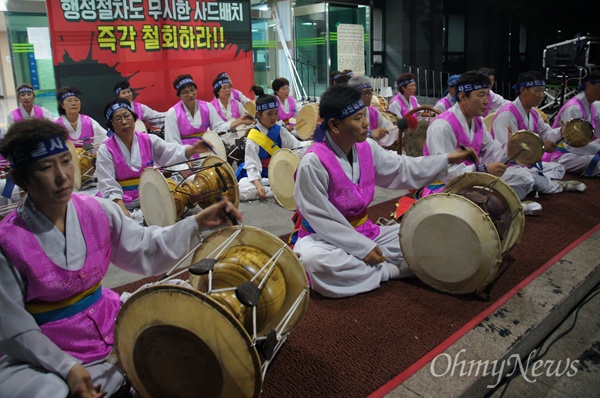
0, 31, 15, 97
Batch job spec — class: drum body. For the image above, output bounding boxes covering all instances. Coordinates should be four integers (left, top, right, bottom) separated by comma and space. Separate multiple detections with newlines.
371, 94, 389, 113
75, 147, 96, 184
192, 155, 240, 209
400, 172, 524, 294
268, 146, 310, 210
139, 156, 239, 227
115, 225, 309, 398
295, 103, 320, 140
244, 100, 256, 117
507, 130, 544, 166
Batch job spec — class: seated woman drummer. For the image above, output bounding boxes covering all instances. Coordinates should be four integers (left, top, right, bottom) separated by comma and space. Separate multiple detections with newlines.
113, 80, 167, 130
236, 87, 308, 201
272, 77, 300, 132
0, 118, 241, 398
209, 73, 255, 141
95, 100, 213, 223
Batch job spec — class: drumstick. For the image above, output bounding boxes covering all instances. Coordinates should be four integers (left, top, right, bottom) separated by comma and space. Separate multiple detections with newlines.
459, 145, 478, 164
504, 143, 530, 165
216, 195, 239, 225
200, 139, 217, 154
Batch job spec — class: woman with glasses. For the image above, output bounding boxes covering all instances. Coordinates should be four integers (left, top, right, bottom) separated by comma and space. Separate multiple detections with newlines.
54, 86, 108, 148
95, 100, 213, 222
163, 74, 226, 148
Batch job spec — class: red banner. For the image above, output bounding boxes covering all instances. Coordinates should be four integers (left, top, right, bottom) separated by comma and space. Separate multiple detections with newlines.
46, 0, 254, 125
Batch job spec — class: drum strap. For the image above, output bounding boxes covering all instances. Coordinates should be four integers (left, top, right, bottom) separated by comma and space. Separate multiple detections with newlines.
247, 129, 280, 156
118, 177, 141, 190
186, 132, 205, 138
26, 282, 102, 325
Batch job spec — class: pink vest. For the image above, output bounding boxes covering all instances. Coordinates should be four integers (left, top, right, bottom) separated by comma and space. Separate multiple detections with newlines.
491, 103, 539, 139
423, 112, 483, 161
551, 96, 596, 130
11, 105, 44, 122
232, 89, 241, 102
368, 106, 379, 131
105, 131, 154, 203
277, 96, 296, 122
132, 101, 144, 119
298, 141, 379, 240
0, 153, 9, 168
0, 194, 118, 364
436, 97, 452, 111
211, 98, 241, 122
174, 100, 211, 145
543, 97, 597, 162
55, 115, 94, 148
421, 112, 483, 196
389, 94, 419, 117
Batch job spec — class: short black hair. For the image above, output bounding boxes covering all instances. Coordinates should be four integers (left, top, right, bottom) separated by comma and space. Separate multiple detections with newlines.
272, 77, 290, 94
173, 74, 197, 96
114, 81, 131, 97
478, 67, 496, 77
0, 119, 69, 184
395, 73, 416, 94
456, 71, 491, 99
319, 85, 362, 131
103, 99, 139, 130
56, 86, 82, 116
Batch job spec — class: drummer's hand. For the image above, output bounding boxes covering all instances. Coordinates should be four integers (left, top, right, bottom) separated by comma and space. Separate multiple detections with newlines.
363, 246, 386, 266
194, 198, 242, 229
448, 147, 478, 164
252, 180, 268, 199
485, 162, 507, 177
114, 199, 131, 218
67, 364, 107, 398
370, 127, 389, 140
543, 140, 556, 152
285, 124, 294, 132
186, 139, 213, 158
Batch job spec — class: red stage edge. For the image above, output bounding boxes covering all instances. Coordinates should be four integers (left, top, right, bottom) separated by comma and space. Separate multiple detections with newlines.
369, 222, 600, 398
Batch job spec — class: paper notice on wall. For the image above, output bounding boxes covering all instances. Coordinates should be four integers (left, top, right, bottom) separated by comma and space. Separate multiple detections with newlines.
337, 24, 365, 75
27, 27, 53, 59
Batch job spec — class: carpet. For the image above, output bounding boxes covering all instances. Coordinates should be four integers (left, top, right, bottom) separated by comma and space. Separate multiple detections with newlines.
113, 174, 600, 398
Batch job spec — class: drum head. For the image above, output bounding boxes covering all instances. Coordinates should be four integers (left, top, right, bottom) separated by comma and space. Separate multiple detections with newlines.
139, 168, 177, 227
399, 194, 503, 294
194, 155, 240, 208
444, 172, 524, 256
244, 100, 256, 116
562, 118, 594, 147
66, 140, 82, 191
190, 225, 309, 337
135, 119, 147, 133
403, 120, 429, 157
115, 285, 262, 398
296, 103, 319, 140
483, 112, 496, 132
508, 130, 544, 166
201, 131, 228, 162
268, 148, 300, 210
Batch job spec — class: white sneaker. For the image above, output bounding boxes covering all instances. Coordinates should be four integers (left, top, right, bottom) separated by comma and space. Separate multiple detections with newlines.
555, 180, 587, 192
522, 200, 542, 216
